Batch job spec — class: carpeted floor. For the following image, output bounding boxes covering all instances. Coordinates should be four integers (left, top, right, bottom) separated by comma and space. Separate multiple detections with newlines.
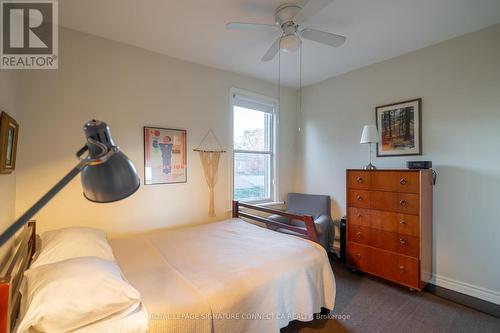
282, 258, 500, 333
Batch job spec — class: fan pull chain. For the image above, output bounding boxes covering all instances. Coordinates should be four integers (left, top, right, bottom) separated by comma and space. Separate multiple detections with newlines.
278, 36, 281, 116
299, 38, 302, 133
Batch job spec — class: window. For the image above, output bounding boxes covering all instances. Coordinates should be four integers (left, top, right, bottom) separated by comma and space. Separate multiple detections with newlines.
232, 91, 277, 203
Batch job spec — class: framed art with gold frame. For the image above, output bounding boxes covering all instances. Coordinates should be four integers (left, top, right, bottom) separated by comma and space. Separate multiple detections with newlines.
0, 111, 19, 174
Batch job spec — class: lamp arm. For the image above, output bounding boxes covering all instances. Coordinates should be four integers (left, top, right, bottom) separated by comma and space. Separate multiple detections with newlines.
0, 159, 87, 247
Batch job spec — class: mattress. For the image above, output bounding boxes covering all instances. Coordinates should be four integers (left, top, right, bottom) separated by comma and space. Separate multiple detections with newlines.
110, 218, 336, 333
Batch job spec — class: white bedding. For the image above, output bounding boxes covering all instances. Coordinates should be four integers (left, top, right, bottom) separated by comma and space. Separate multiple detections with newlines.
110, 218, 336, 333
75, 304, 148, 333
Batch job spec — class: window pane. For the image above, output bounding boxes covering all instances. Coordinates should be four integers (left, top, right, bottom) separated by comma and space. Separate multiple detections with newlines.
234, 153, 271, 201
233, 106, 271, 152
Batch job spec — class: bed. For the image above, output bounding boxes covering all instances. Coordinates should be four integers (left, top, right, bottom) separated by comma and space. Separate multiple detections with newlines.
1, 201, 336, 333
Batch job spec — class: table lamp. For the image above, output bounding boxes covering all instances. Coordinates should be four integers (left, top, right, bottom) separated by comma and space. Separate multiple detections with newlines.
360, 125, 379, 170
0, 120, 140, 246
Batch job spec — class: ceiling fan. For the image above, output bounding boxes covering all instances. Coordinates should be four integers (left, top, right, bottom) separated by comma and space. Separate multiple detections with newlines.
226, 0, 346, 62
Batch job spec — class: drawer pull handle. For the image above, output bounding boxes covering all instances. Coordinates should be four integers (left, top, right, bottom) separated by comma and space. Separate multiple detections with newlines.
357, 195, 363, 201
356, 232, 362, 238
399, 220, 406, 225
399, 265, 405, 271
400, 200, 407, 207
357, 214, 362, 218
355, 253, 361, 258
356, 177, 364, 183
399, 238, 407, 245
400, 178, 407, 185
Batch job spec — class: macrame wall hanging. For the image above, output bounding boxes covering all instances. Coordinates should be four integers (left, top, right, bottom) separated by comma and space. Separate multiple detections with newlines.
194, 130, 226, 217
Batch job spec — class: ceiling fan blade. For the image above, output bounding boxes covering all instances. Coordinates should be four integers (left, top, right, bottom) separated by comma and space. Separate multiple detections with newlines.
295, 0, 334, 23
261, 37, 281, 62
226, 22, 280, 32
301, 28, 346, 47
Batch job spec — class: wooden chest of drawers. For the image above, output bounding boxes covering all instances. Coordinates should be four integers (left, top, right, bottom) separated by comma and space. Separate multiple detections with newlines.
346, 169, 432, 290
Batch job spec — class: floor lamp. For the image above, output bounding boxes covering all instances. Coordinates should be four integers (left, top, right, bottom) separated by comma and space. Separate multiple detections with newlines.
0, 120, 140, 247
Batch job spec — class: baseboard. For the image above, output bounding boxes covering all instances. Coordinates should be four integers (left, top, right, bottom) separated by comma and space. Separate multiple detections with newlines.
428, 274, 500, 318
430, 274, 500, 305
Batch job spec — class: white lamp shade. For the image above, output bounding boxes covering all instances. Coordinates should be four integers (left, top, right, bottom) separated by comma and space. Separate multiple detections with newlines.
360, 125, 379, 144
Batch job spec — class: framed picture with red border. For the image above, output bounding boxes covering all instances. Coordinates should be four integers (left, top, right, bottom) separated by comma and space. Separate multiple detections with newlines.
143, 126, 187, 185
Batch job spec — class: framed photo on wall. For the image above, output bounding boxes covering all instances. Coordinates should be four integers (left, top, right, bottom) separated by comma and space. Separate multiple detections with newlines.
0, 111, 19, 174
376, 98, 422, 156
144, 126, 187, 185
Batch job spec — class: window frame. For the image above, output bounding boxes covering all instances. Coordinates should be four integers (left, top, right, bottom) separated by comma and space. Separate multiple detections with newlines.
230, 88, 278, 204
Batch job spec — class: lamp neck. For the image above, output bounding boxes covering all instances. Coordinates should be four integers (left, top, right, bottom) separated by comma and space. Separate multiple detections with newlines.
76, 141, 118, 168
369, 143, 372, 164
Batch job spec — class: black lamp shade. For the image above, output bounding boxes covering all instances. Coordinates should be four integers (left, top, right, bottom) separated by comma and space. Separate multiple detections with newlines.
81, 150, 140, 203
80, 120, 140, 202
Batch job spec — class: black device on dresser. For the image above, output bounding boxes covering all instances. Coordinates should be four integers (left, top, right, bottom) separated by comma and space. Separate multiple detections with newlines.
407, 161, 432, 169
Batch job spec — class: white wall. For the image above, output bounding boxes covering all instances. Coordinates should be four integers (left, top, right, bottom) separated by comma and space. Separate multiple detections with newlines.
15, 28, 298, 237
0, 70, 20, 265
296, 23, 500, 303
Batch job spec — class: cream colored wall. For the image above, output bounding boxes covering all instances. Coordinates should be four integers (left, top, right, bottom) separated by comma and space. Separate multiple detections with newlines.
15, 28, 298, 237
0, 70, 19, 265
295, 23, 500, 303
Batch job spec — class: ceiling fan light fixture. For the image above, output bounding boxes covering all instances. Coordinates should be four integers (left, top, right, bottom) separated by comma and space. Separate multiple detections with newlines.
280, 34, 301, 53
226, 0, 344, 61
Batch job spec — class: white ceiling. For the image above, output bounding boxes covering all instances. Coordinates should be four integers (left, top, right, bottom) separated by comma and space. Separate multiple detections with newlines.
59, 0, 500, 87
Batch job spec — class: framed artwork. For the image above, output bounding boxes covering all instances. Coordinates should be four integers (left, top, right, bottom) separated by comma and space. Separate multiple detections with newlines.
144, 126, 187, 185
376, 98, 422, 157
0, 111, 19, 174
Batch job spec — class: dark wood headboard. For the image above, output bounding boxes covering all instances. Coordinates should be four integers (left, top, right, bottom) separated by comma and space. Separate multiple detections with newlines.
0, 221, 36, 333
232, 200, 319, 243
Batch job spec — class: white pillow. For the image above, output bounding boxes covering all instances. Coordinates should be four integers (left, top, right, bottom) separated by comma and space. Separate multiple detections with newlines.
17, 257, 141, 333
31, 227, 115, 267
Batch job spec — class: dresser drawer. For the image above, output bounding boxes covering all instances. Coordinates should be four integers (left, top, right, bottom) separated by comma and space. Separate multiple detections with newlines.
371, 191, 419, 214
371, 229, 398, 252
348, 241, 421, 289
371, 191, 397, 211
397, 193, 420, 215
371, 248, 420, 288
347, 207, 370, 227
397, 172, 420, 194
397, 255, 420, 288
352, 209, 419, 236
370, 210, 397, 232
347, 171, 371, 189
371, 171, 397, 191
347, 242, 371, 271
397, 214, 419, 236
370, 247, 398, 282
348, 190, 371, 209
397, 234, 419, 258
348, 225, 371, 246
